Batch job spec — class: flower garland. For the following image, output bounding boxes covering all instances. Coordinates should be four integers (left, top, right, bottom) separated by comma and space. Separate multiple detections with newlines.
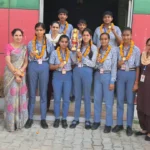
58, 21, 69, 35
77, 41, 93, 62
119, 40, 134, 61
98, 45, 111, 63
56, 46, 70, 64
32, 36, 46, 59
100, 23, 114, 34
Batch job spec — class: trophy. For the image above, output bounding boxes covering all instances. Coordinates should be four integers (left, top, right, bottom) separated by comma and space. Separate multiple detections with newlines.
71, 28, 79, 51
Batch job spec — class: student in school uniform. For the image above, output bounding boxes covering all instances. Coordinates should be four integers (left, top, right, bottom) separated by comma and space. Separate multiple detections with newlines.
93, 11, 122, 48
91, 33, 117, 133
50, 35, 74, 128
46, 21, 62, 111
112, 27, 140, 136
50, 8, 73, 39
24, 23, 54, 129
69, 28, 98, 130
70, 19, 88, 102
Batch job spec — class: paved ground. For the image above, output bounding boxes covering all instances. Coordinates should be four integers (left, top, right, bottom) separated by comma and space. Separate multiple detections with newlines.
0, 118, 150, 150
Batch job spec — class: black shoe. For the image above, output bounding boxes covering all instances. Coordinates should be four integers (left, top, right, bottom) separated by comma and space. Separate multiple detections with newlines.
85, 121, 91, 130
104, 126, 111, 133
70, 120, 79, 129
145, 135, 150, 141
61, 120, 68, 129
91, 122, 100, 130
126, 126, 133, 136
135, 131, 147, 136
41, 120, 48, 129
70, 96, 75, 102
53, 119, 60, 128
24, 119, 33, 129
112, 125, 124, 133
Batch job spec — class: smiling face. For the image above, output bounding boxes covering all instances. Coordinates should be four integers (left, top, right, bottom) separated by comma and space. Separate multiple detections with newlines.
100, 34, 110, 47
13, 31, 23, 43
50, 23, 60, 34
103, 15, 113, 24
35, 26, 45, 38
58, 13, 68, 22
59, 37, 69, 49
82, 31, 91, 44
122, 30, 132, 44
78, 23, 87, 32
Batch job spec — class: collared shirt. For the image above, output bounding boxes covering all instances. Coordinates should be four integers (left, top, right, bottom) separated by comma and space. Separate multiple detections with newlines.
46, 34, 62, 47
28, 39, 54, 62
93, 25, 122, 48
117, 45, 141, 68
49, 23, 73, 39
73, 44, 98, 68
95, 47, 118, 84
50, 50, 75, 71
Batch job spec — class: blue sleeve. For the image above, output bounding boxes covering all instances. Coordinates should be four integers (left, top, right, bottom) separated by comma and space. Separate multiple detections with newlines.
93, 28, 98, 45
49, 51, 56, 64
135, 47, 141, 67
116, 26, 122, 38
110, 48, 118, 84
27, 41, 34, 61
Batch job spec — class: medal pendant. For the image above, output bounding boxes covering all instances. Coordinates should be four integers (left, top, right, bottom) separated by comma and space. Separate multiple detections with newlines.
63, 61, 66, 65
77, 49, 80, 52
122, 57, 126, 61
108, 26, 112, 29
35, 50, 39, 53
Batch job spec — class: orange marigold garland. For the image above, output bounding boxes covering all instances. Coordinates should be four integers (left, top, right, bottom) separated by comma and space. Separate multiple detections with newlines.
56, 46, 70, 64
100, 23, 114, 34
77, 41, 93, 62
32, 36, 46, 59
58, 21, 69, 35
119, 40, 134, 61
98, 45, 111, 63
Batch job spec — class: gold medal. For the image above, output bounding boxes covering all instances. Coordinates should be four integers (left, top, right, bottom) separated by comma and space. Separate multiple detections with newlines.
122, 57, 126, 61
63, 61, 66, 65
35, 50, 38, 53
108, 26, 112, 29
77, 49, 80, 52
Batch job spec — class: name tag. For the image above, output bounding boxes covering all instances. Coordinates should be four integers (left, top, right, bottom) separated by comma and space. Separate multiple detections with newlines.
78, 63, 83, 68
121, 64, 126, 70
38, 59, 42, 64
62, 68, 66, 74
100, 68, 104, 74
140, 75, 145, 82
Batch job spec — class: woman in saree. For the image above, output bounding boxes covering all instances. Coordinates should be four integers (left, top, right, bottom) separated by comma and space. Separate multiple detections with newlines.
4, 28, 28, 132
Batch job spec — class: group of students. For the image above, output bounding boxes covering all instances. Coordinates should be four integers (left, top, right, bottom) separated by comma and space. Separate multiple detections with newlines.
3, 8, 150, 141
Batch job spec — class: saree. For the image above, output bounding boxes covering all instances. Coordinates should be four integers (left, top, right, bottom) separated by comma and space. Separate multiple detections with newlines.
4, 44, 28, 131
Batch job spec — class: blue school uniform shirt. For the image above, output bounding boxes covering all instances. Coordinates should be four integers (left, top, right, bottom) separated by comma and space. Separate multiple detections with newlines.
73, 44, 98, 68
49, 23, 73, 39
93, 25, 122, 48
95, 47, 118, 84
117, 45, 141, 69
50, 50, 74, 71
27, 39, 54, 62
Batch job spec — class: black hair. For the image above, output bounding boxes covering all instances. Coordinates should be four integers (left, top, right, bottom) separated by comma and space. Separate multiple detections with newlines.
81, 28, 93, 60
56, 35, 70, 49
11, 28, 24, 36
100, 33, 110, 40
35, 22, 46, 30
51, 21, 60, 27
146, 38, 150, 45
102, 11, 113, 18
78, 19, 87, 25
122, 27, 132, 34
58, 8, 68, 15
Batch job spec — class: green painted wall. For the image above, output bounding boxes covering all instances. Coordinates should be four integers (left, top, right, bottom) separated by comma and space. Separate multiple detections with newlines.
134, 0, 150, 14
0, 0, 9, 8
0, 0, 39, 9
